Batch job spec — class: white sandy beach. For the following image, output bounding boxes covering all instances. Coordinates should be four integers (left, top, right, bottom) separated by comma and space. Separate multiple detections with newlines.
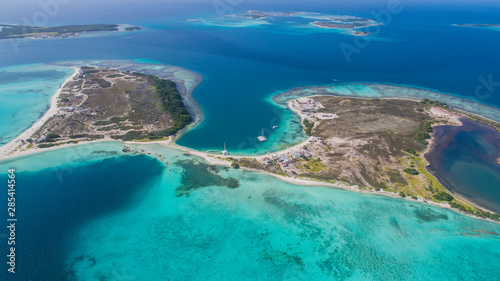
0, 67, 79, 159
171, 140, 461, 217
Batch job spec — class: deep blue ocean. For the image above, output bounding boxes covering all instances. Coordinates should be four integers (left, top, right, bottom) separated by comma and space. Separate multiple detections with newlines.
0, 155, 164, 280
1, 143, 500, 280
0, 0, 500, 280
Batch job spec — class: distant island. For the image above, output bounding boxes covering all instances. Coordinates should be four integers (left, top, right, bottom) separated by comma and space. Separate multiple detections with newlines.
452, 24, 500, 29
246, 11, 380, 35
0, 24, 141, 40
192, 11, 379, 36
236, 10, 295, 19
310, 19, 379, 36
310, 18, 379, 28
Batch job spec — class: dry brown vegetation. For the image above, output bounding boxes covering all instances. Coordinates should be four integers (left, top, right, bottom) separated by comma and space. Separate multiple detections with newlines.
309, 97, 430, 189
32, 67, 176, 144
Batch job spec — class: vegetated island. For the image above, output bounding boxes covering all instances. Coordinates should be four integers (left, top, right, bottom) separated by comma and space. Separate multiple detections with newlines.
236, 10, 296, 19
452, 24, 500, 28
0, 24, 141, 40
219, 96, 500, 221
247, 10, 380, 36
310, 19, 379, 36
206, 10, 378, 36
13, 67, 192, 150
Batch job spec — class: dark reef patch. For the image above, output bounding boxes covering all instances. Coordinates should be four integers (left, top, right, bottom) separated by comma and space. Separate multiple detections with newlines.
259, 247, 305, 267
175, 159, 240, 196
389, 216, 406, 236
413, 207, 448, 222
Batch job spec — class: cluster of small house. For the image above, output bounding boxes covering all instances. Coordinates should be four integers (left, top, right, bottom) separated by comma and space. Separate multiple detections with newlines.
62, 106, 76, 112
292, 98, 323, 113
26, 33, 75, 39
77, 70, 85, 79
22, 137, 46, 144
257, 136, 328, 175
308, 136, 326, 145
58, 107, 98, 116
261, 147, 314, 169
289, 98, 338, 121
71, 86, 81, 93
58, 78, 89, 115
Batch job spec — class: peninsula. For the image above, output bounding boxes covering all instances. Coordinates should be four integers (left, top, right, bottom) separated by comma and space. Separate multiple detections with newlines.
1, 67, 191, 154
0, 24, 141, 40
217, 96, 500, 222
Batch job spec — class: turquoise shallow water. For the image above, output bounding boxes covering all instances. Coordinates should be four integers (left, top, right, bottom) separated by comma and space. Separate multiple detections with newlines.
1, 142, 499, 280
0, 1, 500, 279
0, 64, 74, 146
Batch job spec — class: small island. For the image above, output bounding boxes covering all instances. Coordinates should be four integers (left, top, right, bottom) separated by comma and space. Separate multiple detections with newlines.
453, 24, 500, 28
310, 20, 379, 36
15, 67, 191, 150
452, 24, 500, 31
310, 19, 379, 28
0, 24, 141, 40
237, 10, 295, 18
194, 11, 379, 36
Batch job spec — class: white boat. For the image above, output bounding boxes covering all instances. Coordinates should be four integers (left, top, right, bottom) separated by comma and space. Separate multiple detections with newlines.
221, 142, 229, 155
257, 129, 267, 142
272, 125, 278, 129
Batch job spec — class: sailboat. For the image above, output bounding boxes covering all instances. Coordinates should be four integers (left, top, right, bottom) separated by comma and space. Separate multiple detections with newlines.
221, 142, 229, 155
257, 129, 267, 142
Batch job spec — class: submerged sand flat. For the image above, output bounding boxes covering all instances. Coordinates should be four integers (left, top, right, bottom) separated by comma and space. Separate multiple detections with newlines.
0, 142, 499, 280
